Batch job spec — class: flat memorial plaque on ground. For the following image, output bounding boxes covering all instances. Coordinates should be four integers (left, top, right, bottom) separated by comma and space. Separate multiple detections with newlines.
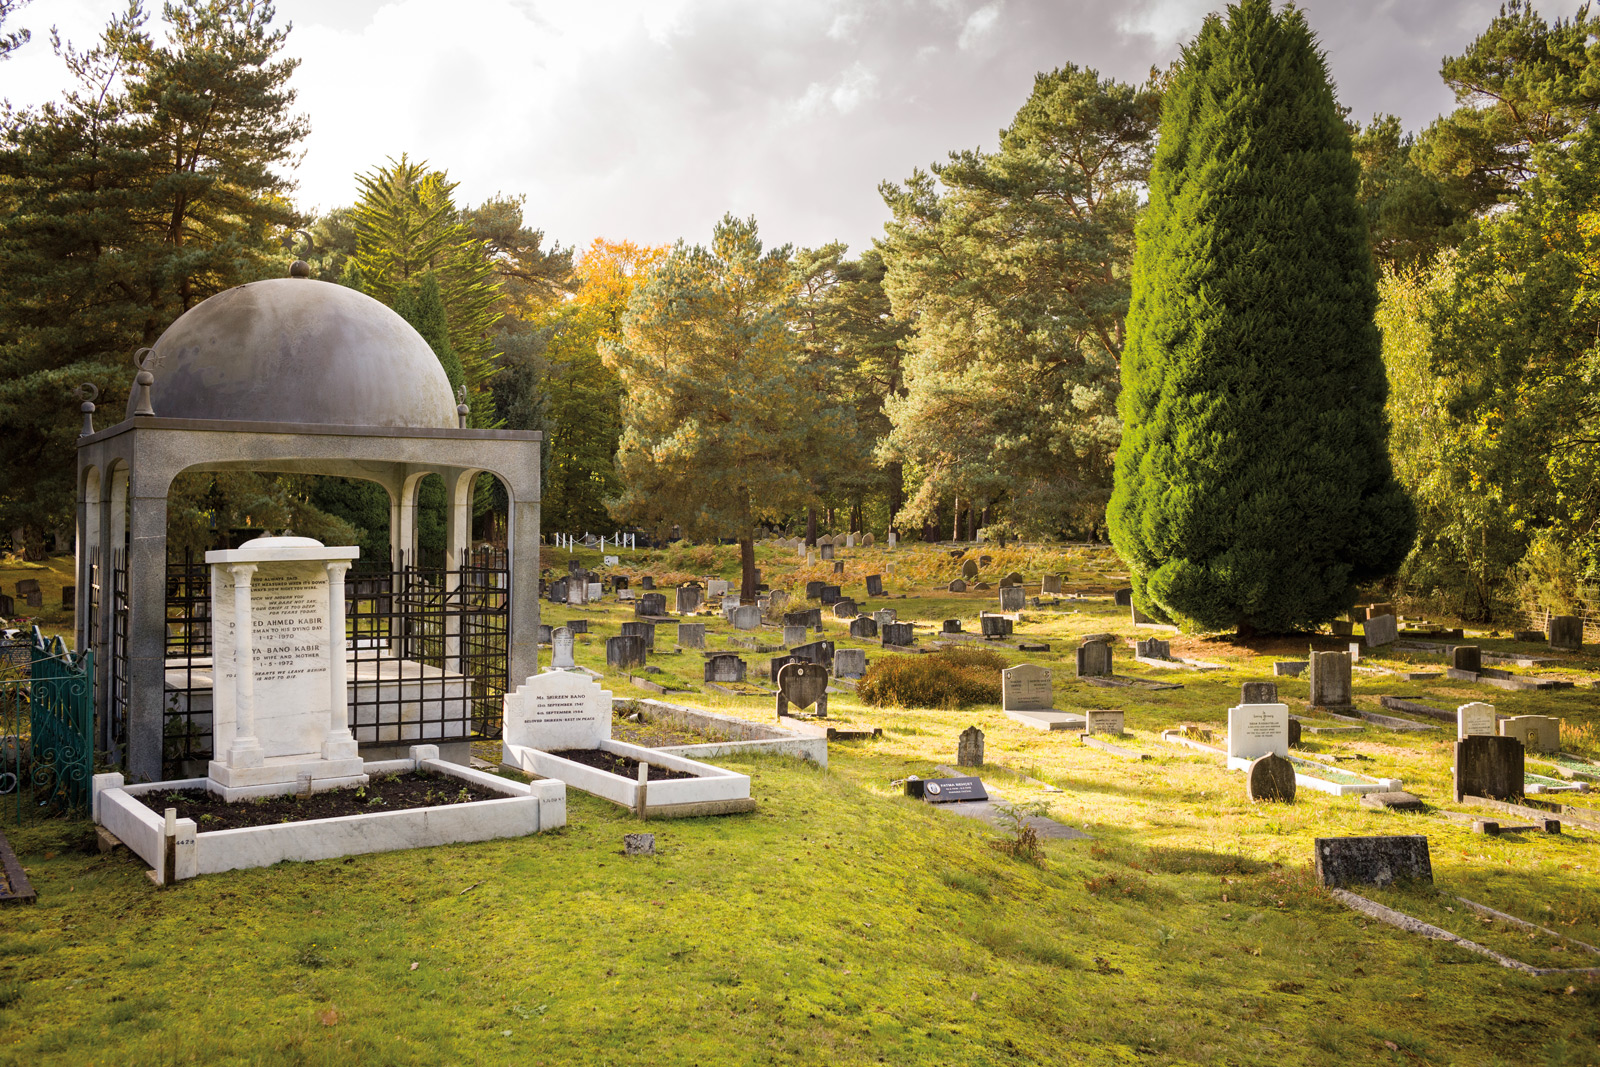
906, 777, 988, 803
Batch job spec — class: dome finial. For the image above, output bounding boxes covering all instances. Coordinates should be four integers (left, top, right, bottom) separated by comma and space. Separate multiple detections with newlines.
289, 260, 311, 278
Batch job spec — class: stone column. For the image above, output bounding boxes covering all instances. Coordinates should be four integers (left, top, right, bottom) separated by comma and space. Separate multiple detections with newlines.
226, 563, 264, 768
125, 463, 168, 783
323, 560, 357, 760
509, 495, 541, 685
443, 469, 475, 666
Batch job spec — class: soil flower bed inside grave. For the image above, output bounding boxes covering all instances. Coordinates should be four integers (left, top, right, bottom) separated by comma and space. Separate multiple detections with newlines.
136, 772, 502, 831
546, 749, 697, 781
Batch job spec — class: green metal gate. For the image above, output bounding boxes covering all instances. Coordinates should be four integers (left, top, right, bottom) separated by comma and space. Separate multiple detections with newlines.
0, 628, 95, 823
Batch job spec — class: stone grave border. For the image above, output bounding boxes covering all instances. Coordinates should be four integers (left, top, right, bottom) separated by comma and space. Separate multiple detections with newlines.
1332, 890, 1600, 977
503, 736, 752, 817
93, 745, 565, 884
1159, 729, 1403, 797
625, 699, 829, 767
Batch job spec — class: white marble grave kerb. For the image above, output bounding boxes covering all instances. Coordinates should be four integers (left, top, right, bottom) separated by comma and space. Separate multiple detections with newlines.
206, 536, 363, 800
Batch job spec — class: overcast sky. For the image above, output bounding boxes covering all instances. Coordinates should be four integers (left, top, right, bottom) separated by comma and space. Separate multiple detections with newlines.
4, 0, 1502, 255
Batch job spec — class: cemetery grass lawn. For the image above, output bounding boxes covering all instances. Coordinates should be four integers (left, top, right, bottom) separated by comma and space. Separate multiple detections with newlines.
5, 543, 1600, 1064
0, 555, 76, 642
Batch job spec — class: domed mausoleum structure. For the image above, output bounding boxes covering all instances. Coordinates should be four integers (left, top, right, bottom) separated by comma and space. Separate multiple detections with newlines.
77, 272, 543, 782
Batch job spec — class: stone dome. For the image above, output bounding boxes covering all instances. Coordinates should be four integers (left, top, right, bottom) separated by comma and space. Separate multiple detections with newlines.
128, 277, 458, 428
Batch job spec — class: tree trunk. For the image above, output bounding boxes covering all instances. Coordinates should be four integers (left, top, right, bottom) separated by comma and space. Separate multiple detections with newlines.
739, 536, 757, 604
806, 507, 817, 547
965, 503, 974, 542
888, 461, 904, 535
952, 497, 961, 542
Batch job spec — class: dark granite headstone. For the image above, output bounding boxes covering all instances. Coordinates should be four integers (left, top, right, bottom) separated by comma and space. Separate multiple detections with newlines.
607, 635, 647, 669
548, 578, 569, 603
1308, 650, 1352, 707
677, 623, 706, 649
849, 616, 878, 639
613, 576, 629, 590
1247, 754, 1297, 803
1451, 645, 1481, 673
1454, 735, 1524, 802
1076, 639, 1113, 678
979, 616, 1012, 638
14, 579, 39, 597
675, 585, 702, 615
865, 574, 884, 597
1114, 588, 1133, 607
61, 585, 75, 610
1549, 615, 1583, 652
1040, 574, 1062, 595
942, 619, 961, 633
564, 619, 589, 634
832, 599, 858, 618
637, 593, 667, 616
1242, 681, 1278, 704
998, 585, 1025, 612
819, 585, 841, 605
805, 581, 825, 600
1313, 836, 1433, 888
537, 624, 553, 644
881, 622, 914, 646
1136, 638, 1171, 659
620, 621, 655, 650
777, 661, 828, 718
641, 576, 655, 590
0, 593, 13, 616
833, 560, 845, 574
791, 640, 835, 665
768, 653, 800, 682
1288, 718, 1302, 748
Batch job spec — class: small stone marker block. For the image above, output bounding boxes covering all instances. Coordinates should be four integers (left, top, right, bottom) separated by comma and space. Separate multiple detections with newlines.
1457, 701, 1496, 739
777, 661, 829, 718
1307, 650, 1352, 707
1451, 645, 1481, 673
1364, 614, 1398, 647
1114, 588, 1132, 607
961, 559, 979, 580
947, 579, 967, 593
677, 623, 706, 650
1454, 735, 1524, 802
607, 635, 647, 669
1002, 663, 1052, 711
980, 616, 1012, 638
1041, 574, 1062, 595
833, 648, 866, 678
1500, 714, 1560, 753
865, 574, 884, 596
1360, 791, 1424, 812
1273, 661, 1307, 677
881, 622, 914, 646
624, 833, 655, 856
957, 726, 984, 768
1075, 639, 1113, 678
942, 619, 961, 633
1241, 681, 1278, 704
1247, 754, 1296, 803
1549, 615, 1583, 651
1085, 708, 1123, 735
1227, 704, 1290, 760
1313, 836, 1433, 888
848, 617, 877, 639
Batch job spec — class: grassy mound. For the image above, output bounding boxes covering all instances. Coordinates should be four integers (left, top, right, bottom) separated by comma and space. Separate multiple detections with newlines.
857, 646, 1006, 708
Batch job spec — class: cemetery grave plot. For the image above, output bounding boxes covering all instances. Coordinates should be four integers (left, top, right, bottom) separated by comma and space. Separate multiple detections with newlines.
134, 771, 501, 831
1350, 883, 1600, 974
545, 748, 697, 781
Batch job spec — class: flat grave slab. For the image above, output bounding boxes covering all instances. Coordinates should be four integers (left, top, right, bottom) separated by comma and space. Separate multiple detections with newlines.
1005, 710, 1086, 732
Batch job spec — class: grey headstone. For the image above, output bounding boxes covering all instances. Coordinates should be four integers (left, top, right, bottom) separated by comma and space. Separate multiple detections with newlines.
1451, 645, 1481, 673
873, 609, 897, 626
957, 726, 984, 768
621, 621, 656, 650
961, 559, 979, 580
947, 580, 967, 593
704, 652, 747, 683
980, 616, 1012, 638
607, 635, 647, 669
551, 627, 576, 669
732, 605, 761, 631
942, 619, 961, 633
537, 624, 552, 644
1307, 650, 1351, 707
865, 574, 884, 597
564, 619, 589, 634
1247, 754, 1297, 803
881, 622, 914, 646
1364, 614, 1398, 647
820, 544, 835, 560
1274, 661, 1307, 677
1114, 588, 1132, 607
640, 576, 655, 589
637, 593, 667, 616
677, 623, 706, 649
792, 640, 834, 665
1135, 638, 1170, 659
767, 589, 788, 614
623, 833, 655, 856
805, 581, 824, 600
833, 648, 866, 679
13, 579, 39, 597
820, 585, 841, 605
1549, 615, 1583, 651
1130, 603, 1152, 626
832, 599, 858, 619
1003, 571, 1023, 587
784, 624, 809, 647
1075, 640, 1113, 678
777, 661, 829, 712
548, 577, 569, 604
1454, 735, 1524, 802
1313, 836, 1433, 888
1330, 620, 1354, 636
1002, 664, 1052, 711
849, 617, 878, 639
1242, 681, 1278, 704
769, 654, 800, 682
999, 585, 1025, 612
1041, 574, 1062, 595
675, 585, 702, 615
862, 533, 874, 546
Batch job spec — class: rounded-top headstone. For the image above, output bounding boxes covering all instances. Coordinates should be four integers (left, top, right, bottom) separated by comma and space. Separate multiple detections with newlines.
961, 559, 979, 580
1247, 754, 1297, 803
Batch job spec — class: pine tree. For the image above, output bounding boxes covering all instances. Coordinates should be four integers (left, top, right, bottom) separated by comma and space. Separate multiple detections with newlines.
1108, 0, 1414, 634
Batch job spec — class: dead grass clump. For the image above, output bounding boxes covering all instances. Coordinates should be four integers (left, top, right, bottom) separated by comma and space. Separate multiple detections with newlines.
857, 646, 1007, 708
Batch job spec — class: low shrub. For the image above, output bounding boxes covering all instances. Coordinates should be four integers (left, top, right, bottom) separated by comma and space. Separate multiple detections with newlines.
857, 646, 1006, 708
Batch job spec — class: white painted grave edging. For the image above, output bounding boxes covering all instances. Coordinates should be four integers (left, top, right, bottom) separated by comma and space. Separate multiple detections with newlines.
92, 747, 565, 882
502, 739, 750, 811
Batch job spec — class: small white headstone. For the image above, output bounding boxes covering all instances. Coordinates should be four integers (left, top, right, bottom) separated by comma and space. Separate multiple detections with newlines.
551, 627, 577, 669
1085, 709, 1124, 735
1227, 704, 1289, 760
1457, 701, 1496, 740
503, 670, 612, 751
604, 555, 619, 566
707, 579, 730, 597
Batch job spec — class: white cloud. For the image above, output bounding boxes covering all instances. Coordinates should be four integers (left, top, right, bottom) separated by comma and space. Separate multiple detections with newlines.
1114, 0, 1214, 46
958, 3, 1001, 51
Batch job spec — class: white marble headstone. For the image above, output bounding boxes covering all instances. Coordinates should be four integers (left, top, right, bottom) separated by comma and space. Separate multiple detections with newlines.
1002, 664, 1052, 711
503, 670, 612, 751
1227, 703, 1289, 760
1457, 701, 1496, 740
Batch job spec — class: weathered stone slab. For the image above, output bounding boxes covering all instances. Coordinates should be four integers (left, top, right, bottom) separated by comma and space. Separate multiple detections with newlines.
1136, 638, 1171, 660
848, 617, 877, 639
947, 579, 967, 593
942, 619, 962, 633
957, 726, 984, 768
819, 585, 841, 605
768, 654, 799, 682
1451, 645, 1481, 673
881, 622, 914, 646
1114, 588, 1132, 607
833, 648, 866, 679
961, 559, 979, 580
791, 640, 834, 665
831, 599, 858, 619
873, 609, 897, 626
1274, 661, 1307, 677
703, 652, 746, 683
998, 585, 1026, 612
1308, 650, 1352, 707
550, 627, 576, 669
636, 593, 667, 617
620, 621, 655, 650
805, 581, 824, 600
677, 623, 706, 650
864, 574, 883, 597
1041, 574, 1062, 595
1364, 614, 1398, 647
1454, 735, 1525, 802
607, 635, 647, 670
1247, 754, 1296, 803
980, 616, 1012, 638
1313, 836, 1433, 888
1549, 615, 1583, 651
732, 605, 761, 630
1241, 681, 1278, 704
783, 624, 809, 647
1075, 640, 1113, 678
675, 585, 702, 615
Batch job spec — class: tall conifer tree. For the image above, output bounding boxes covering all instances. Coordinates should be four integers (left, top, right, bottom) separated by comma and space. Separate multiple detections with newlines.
1108, 0, 1414, 634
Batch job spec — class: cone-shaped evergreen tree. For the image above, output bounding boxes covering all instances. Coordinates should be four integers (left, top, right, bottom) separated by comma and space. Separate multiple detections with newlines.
1108, 0, 1415, 634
